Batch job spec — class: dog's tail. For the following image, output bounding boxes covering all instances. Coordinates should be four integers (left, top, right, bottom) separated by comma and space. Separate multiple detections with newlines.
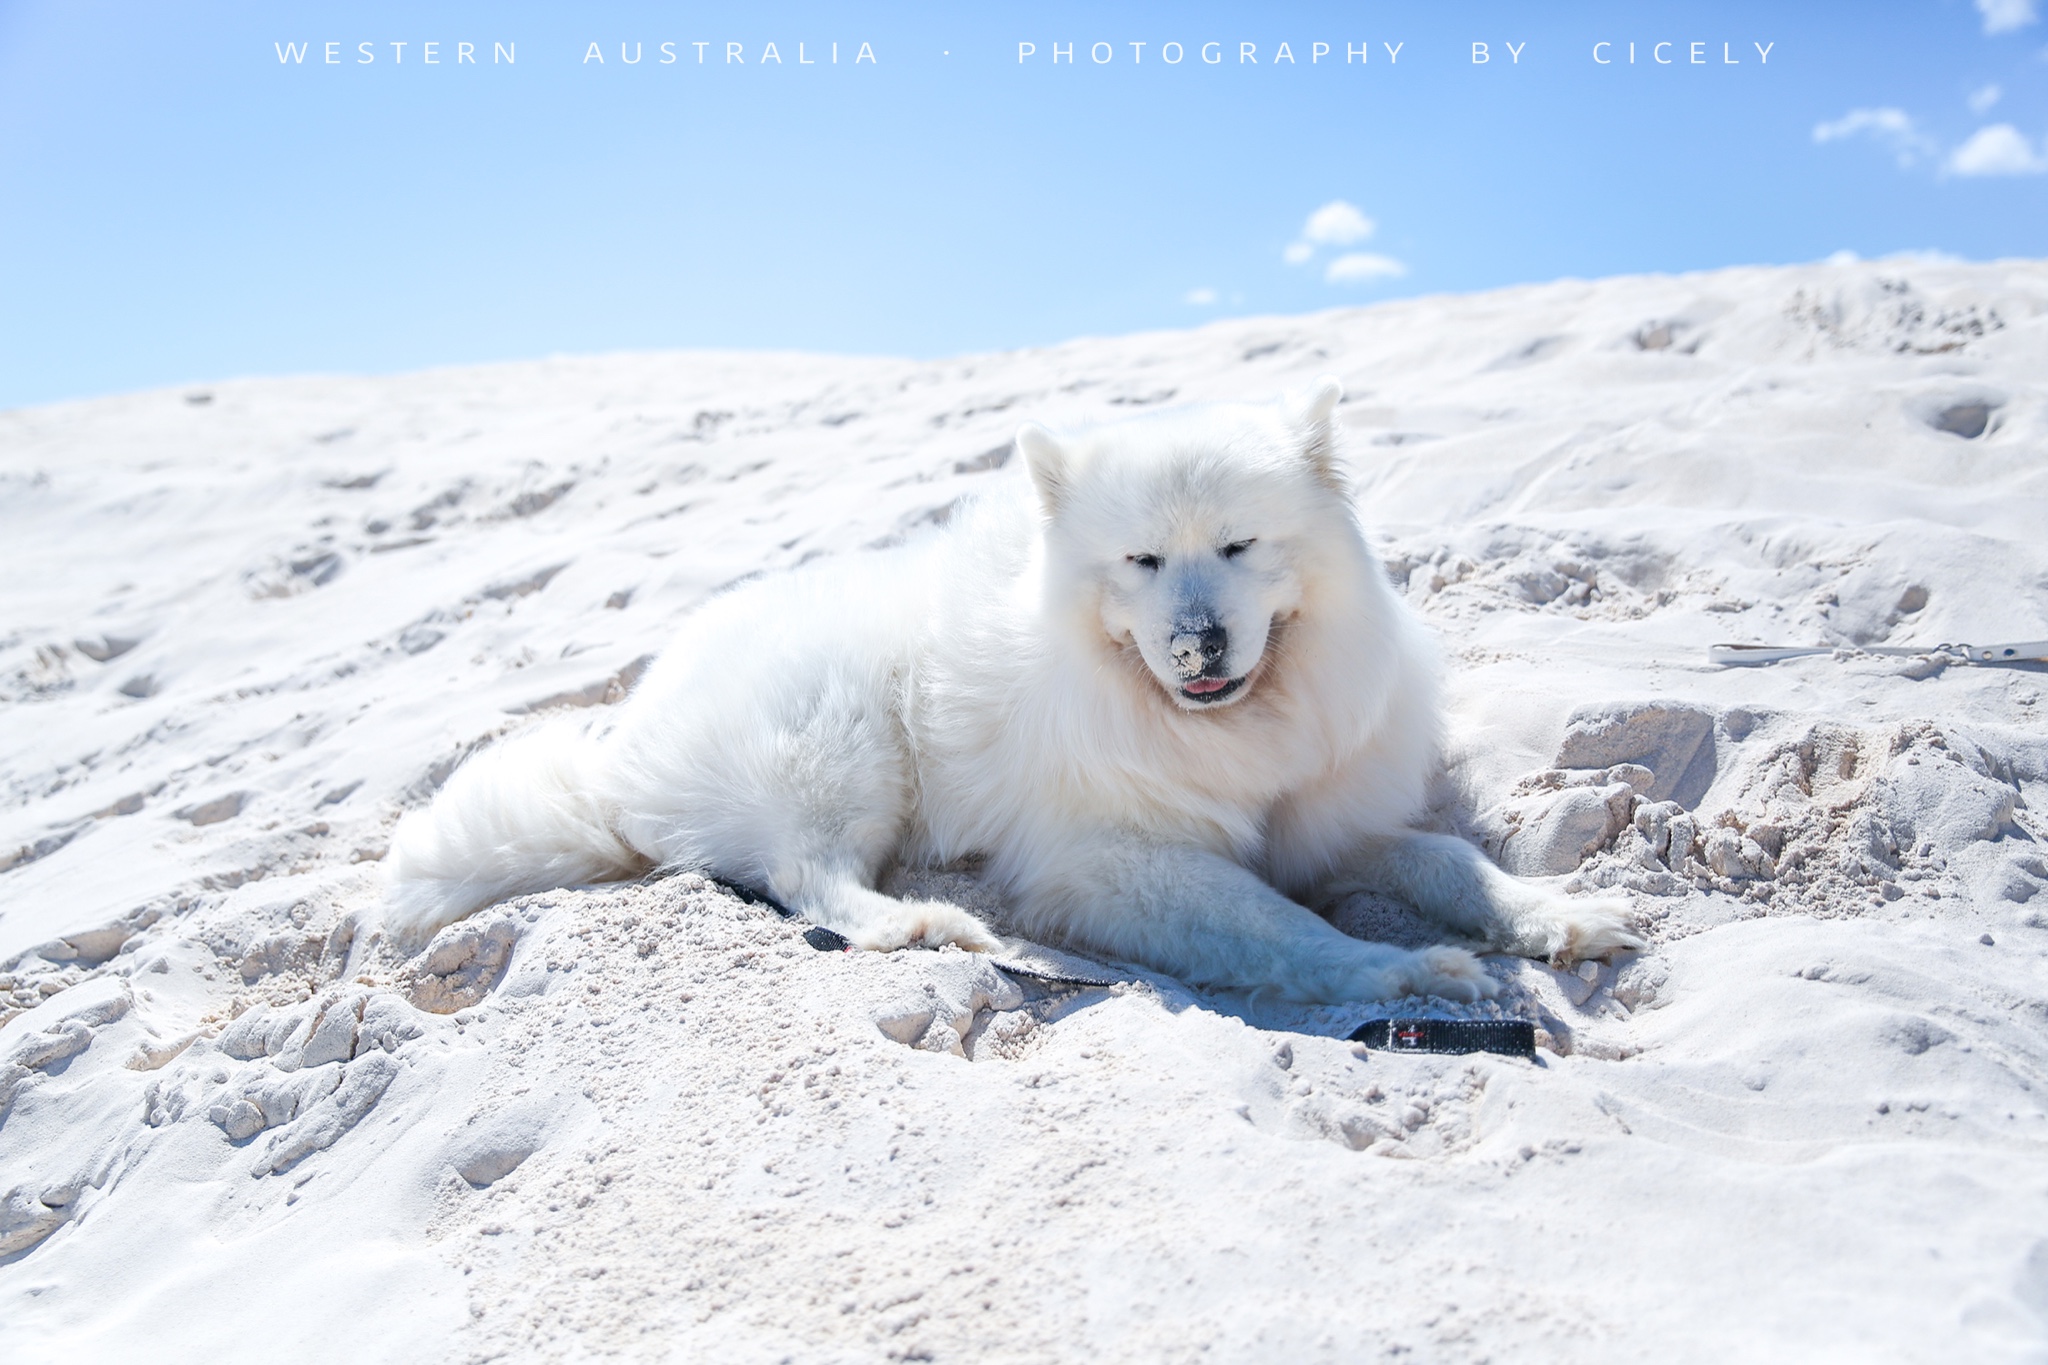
383, 720, 645, 943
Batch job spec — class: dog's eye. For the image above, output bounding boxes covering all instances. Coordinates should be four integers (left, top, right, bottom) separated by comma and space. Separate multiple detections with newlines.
1220, 540, 1255, 560
1127, 553, 1163, 571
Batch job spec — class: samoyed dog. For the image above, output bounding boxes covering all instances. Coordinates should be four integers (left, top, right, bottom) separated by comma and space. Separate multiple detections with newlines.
387, 379, 1640, 1002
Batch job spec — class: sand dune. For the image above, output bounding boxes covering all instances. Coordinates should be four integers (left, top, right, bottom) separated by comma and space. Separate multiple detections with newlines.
3, 258, 2046, 1361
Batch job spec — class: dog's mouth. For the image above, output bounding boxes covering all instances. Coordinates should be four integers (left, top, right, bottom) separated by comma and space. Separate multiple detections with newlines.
1178, 673, 1247, 705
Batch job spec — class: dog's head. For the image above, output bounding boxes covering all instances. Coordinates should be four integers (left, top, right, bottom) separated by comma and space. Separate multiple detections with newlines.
1018, 377, 1354, 711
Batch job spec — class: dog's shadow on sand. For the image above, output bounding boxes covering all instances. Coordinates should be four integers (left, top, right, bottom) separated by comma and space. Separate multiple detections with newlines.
870, 864, 1518, 1042
1326, 891, 1447, 951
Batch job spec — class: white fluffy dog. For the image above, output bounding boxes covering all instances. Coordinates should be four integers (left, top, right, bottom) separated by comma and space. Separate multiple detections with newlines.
387, 379, 1640, 1002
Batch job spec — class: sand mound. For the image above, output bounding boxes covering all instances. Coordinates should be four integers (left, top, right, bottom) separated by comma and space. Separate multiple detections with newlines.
4, 259, 2047, 1360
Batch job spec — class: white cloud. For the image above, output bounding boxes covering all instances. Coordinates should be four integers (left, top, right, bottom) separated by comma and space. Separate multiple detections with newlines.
1946, 122, 2048, 174
1324, 252, 1407, 284
1183, 287, 1218, 306
1301, 200, 1375, 245
1284, 199, 1377, 266
1812, 107, 1939, 166
1977, 0, 2038, 33
1814, 103, 2048, 178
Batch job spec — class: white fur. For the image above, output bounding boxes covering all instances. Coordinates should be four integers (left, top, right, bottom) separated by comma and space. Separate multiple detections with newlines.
386, 380, 1641, 1001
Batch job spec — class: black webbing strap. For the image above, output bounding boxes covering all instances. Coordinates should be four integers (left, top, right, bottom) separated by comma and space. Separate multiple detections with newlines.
1349, 1017, 1536, 1058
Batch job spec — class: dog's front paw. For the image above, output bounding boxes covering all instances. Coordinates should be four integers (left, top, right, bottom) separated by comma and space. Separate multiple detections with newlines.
1392, 945, 1500, 1004
854, 899, 1003, 954
1518, 893, 1645, 967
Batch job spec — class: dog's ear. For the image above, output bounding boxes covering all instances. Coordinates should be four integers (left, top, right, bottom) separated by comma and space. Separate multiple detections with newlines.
1286, 375, 1345, 490
1015, 422, 1070, 514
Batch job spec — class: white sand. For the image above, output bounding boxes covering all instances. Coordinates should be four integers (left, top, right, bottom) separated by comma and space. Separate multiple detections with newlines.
3, 258, 2046, 1361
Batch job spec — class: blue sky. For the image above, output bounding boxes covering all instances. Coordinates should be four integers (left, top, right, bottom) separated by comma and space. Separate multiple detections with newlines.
0, 0, 2043, 408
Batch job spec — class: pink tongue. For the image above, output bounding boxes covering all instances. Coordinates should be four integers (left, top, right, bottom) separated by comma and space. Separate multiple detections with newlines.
1183, 677, 1230, 695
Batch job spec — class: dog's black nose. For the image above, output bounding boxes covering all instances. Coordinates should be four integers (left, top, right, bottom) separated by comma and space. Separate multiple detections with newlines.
1169, 622, 1227, 676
